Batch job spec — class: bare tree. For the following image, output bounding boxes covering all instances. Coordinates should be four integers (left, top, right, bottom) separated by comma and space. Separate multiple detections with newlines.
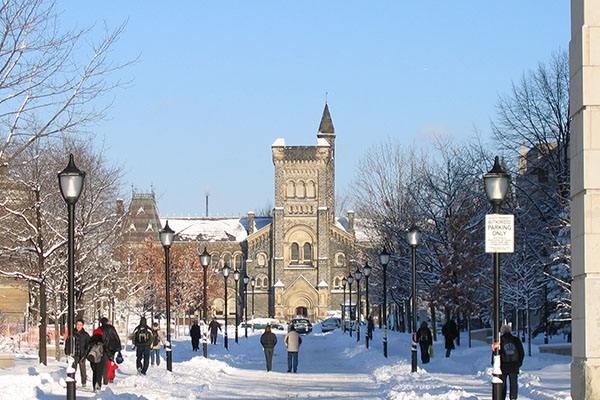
0, 0, 133, 170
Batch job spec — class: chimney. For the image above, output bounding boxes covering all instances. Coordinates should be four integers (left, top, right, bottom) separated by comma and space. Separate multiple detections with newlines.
248, 211, 255, 235
347, 210, 355, 235
116, 198, 124, 216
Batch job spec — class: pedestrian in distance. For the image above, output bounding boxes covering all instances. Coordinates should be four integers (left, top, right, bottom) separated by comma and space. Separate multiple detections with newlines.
190, 322, 201, 351
367, 316, 374, 340
416, 321, 433, 364
442, 319, 459, 358
132, 316, 154, 375
492, 324, 525, 400
260, 325, 278, 371
209, 318, 222, 345
87, 328, 105, 393
284, 325, 302, 373
66, 318, 90, 387
99, 316, 121, 384
150, 322, 166, 366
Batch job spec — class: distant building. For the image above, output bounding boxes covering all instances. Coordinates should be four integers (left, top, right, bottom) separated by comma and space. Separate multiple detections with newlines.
125, 104, 368, 321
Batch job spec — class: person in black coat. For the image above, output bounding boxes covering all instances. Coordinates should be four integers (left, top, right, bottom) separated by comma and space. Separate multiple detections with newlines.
66, 319, 90, 387
260, 325, 278, 371
497, 324, 525, 400
416, 321, 433, 364
99, 317, 121, 384
208, 319, 221, 345
87, 328, 105, 393
442, 319, 458, 357
190, 322, 201, 351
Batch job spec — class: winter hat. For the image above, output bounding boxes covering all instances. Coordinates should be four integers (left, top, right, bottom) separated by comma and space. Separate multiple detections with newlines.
93, 328, 103, 336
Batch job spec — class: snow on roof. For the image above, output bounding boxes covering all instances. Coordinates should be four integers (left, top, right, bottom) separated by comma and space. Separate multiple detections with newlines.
274, 280, 285, 287
318, 280, 329, 288
317, 138, 330, 147
160, 217, 249, 242
272, 138, 286, 147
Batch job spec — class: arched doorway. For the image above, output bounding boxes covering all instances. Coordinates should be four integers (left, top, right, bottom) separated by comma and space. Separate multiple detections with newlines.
295, 306, 307, 317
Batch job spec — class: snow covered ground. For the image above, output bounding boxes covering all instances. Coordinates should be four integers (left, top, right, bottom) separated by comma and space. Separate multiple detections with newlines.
0, 325, 571, 399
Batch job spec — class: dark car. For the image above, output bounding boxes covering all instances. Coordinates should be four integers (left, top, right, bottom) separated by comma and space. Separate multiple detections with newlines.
289, 318, 312, 334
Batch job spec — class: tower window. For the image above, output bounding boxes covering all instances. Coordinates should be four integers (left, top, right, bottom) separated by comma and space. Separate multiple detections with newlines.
303, 243, 312, 263
257, 253, 266, 267
287, 181, 295, 198
306, 181, 316, 198
297, 181, 305, 198
291, 243, 300, 261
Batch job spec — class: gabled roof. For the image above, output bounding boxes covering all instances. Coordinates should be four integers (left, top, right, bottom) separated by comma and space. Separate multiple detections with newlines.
318, 103, 335, 134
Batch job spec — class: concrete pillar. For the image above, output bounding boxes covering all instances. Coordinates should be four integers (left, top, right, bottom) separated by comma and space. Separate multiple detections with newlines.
570, 1, 600, 398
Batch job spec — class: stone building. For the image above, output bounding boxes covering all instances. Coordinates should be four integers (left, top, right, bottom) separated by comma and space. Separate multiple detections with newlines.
125, 104, 363, 321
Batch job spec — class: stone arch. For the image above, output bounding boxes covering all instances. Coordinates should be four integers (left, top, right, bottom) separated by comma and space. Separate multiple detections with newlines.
285, 290, 317, 321
284, 225, 316, 266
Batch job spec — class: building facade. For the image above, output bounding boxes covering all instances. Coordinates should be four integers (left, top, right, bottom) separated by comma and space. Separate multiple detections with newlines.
125, 104, 360, 321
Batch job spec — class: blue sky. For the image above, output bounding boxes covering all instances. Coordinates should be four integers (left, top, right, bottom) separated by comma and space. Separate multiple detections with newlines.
63, 1, 570, 217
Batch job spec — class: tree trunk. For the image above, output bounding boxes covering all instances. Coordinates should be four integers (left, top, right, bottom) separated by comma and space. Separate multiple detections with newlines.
467, 314, 472, 348
526, 296, 532, 357
38, 281, 47, 365
54, 296, 60, 361
430, 303, 437, 342
455, 311, 461, 346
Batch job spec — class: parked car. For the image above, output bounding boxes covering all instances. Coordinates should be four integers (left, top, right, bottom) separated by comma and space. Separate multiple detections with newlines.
321, 317, 341, 332
289, 318, 312, 334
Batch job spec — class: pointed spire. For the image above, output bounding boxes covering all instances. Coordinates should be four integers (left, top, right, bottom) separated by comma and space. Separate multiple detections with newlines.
318, 103, 335, 134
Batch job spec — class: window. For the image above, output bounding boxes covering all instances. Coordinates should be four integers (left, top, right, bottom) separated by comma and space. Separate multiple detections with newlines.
222, 253, 231, 268
306, 181, 315, 198
211, 253, 219, 272
257, 253, 266, 267
336, 253, 345, 266
303, 243, 312, 263
334, 277, 341, 288
287, 181, 295, 198
234, 254, 242, 270
262, 277, 269, 288
291, 243, 300, 261
296, 181, 305, 198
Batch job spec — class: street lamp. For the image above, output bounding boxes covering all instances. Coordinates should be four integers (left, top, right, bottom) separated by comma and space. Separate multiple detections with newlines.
342, 277, 348, 333
222, 263, 231, 350
407, 225, 421, 373
347, 274, 354, 337
58, 154, 85, 400
355, 267, 362, 342
197, 247, 211, 358
251, 277, 256, 319
233, 269, 241, 344
364, 262, 372, 349
483, 156, 510, 400
159, 221, 175, 372
243, 275, 249, 337
379, 248, 390, 358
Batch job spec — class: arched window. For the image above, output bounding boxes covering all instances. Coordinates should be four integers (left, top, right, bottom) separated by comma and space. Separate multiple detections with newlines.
234, 254, 242, 270
291, 243, 300, 261
303, 243, 312, 263
336, 253, 345, 266
334, 277, 341, 288
222, 253, 231, 269
211, 253, 219, 272
296, 181, 305, 198
262, 277, 269, 288
257, 253, 266, 267
287, 181, 295, 198
306, 181, 316, 198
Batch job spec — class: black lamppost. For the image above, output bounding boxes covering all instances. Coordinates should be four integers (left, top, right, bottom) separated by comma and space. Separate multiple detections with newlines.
364, 262, 372, 349
483, 156, 510, 400
58, 154, 85, 400
251, 277, 256, 319
407, 225, 421, 373
159, 221, 175, 372
222, 263, 231, 350
347, 274, 354, 337
379, 248, 390, 358
233, 269, 240, 344
342, 277, 348, 333
243, 275, 249, 338
197, 247, 211, 358
355, 267, 362, 342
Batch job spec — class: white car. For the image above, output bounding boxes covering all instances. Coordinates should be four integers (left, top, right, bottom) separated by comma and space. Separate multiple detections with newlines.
321, 317, 341, 332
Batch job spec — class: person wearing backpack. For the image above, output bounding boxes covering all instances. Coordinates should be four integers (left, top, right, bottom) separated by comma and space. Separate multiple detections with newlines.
132, 317, 154, 375
87, 328, 105, 393
496, 324, 525, 400
150, 322, 166, 367
99, 316, 121, 384
416, 321, 433, 364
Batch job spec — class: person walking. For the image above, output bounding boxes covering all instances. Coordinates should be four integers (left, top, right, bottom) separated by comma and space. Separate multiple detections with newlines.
190, 322, 201, 351
87, 328, 105, 393
442, 319, 458, 357
208, 318, 221, 345
99, 317, 121, 384
284, 325, 302, 373
150, 322, 166, 366
132, 317, 154, 375
66, 318, 90, 387
260, 325, 278, 371
492, 324, 525, 400
416, 321, 433, 364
